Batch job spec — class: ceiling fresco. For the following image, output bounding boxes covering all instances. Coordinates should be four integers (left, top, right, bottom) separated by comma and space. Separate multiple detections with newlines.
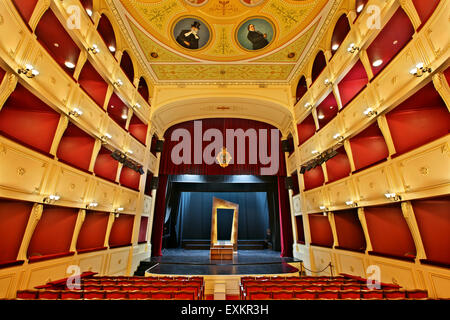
112, 0, 338, 83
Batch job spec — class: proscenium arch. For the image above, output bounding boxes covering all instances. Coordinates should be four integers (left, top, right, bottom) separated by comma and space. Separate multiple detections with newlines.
151, 96, 293, 137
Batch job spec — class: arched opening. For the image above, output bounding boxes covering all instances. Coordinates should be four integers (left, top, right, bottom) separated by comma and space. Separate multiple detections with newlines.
310, 51, 327, 86
330, 14, 351, 58
355, 0, 369, 20
412, 0, 440, 29
120, 51, 135, 85
138, 77, 150, 102
97, 14, 117, 54
295, 76, 307, 102
11, 0, 38, 25
79, 0, 93, 18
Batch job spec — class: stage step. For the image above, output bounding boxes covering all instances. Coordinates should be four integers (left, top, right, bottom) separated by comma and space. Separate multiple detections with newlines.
181, 240, 266, 250
133, 260, 154, 276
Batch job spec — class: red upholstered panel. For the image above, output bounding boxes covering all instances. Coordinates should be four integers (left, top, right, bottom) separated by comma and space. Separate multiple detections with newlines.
35, 9, 81, 77
354, 0, 369, 20
107, 92, 129, 129
0, 66, 5, 83
309, 214, 333, 247
97, 15, 116, 52
366, 8, 414, 78
138, 77, 150, 102
295, 76, 307, 102
80, 0, 93, 14
311, 51, 327, 85
109, 214, 134, 247
27, 206, 78, 258
316, 92, 338, 129
78, 60, 108, 109
0, 199, 32, 263
385, 82, 450, 156
445, 67, 450, 86
144, 171, 154, 196
119, 166, 141, 191
0, 84, 60, 154
325, 147, 351, 183
120, 51, 135, 84
337, 60, 368, 108
76, 211, 109, 251
412, 197, 450, 266
334, 209, 366, 252
297, 114, 316, 146
129, 115, 148, 145
138, 216, 149, 243
364, 204, 416, 259
349, 123, 389, 171
94, 146, 119, 182
303, 166, 324, 191
296, 216, 305, 244
290, 171, 300, 195
412, 0, 440, 28
11, 0, 38, 23
56, 122, 95, 171
330, 14, 350, 58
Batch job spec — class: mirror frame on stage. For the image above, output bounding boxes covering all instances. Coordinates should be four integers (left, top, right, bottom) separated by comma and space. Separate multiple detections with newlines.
210, 197, 239, 259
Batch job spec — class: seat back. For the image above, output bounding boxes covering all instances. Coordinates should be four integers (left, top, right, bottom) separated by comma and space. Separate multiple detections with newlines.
318, 290, 339, 299
38, 290, 60, 299
293, 291, 316, 299
151, 291, 172, 299
128, 291, 150, 299
248, 291, 271, 300
339, 290, 361, 300
173, 291, 195, 300
16, 290, 37, 299
406, 290, 428, 299
272, 291, 294, 299
106, 291, 127, 299
83, 290, 105, 299
60, 290, 83, 300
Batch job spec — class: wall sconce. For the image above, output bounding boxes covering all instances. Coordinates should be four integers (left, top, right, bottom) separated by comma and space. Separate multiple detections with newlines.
385, 192, 402, 201
324, 79, 333, 86
87, 44, 100, 54
311, 150, 319, 155
86, 202, 98, 209
347, 43, 360, 53
134, 103, 141, 109
113, 79, 123, 87
43, 194, 60, 204
345, 200, 357, 207
100, 133, 112, 143
68, 107, 83, 117
409, 62, 432, 77
304, 102, 312, 109
333, 133, 344, 142
18, 64, 39, 78
363, 107, 378, 117
319, 205, 329, 212
126, 149, 133, 155
115, 207, 124, 214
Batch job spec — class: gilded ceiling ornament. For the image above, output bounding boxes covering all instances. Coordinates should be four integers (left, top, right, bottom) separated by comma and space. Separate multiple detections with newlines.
184, 0, 208, 7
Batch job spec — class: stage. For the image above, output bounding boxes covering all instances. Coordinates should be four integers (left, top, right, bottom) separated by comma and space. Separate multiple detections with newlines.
141, 249, 302, 298
143, 249, 301, 275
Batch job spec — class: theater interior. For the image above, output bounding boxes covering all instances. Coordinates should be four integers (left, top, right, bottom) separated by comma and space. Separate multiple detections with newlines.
0, 0, 449, 303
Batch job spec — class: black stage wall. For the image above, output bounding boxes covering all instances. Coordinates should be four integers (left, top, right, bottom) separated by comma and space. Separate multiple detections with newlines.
162, 175, 281, 251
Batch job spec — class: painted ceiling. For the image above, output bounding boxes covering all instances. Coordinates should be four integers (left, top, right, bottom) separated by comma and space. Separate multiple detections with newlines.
112, 0, 338, 83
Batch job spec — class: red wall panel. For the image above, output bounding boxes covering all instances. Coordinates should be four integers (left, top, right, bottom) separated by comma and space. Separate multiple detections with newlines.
35, 9, 81, 77
129, 115, 148, 145
337, 60, 368, 108
76, 211, 109, 251
325, 146, 351, 183
138, 77, 150, 102
330, 14, 350, 58
0, 84, 60, 154
412, 0, 440, 28
94, 146, 119, 182
366, 8, 414, 78
297, 114, 316, 146
295, 76, 307, 102
412, 196, 450, 266
311, 51, 326, 85
12, 0, 38, 23
109, 214, 134, 247
0, 199, 32, 263
107, 92, 129, 129
138, 216, 149, 243
334, 209, 366, 252
309, 214, 333, 248
0, 66, 5, 83
119, 166, 141, 191
56, 122, 95, 171
120, 51, 135, 84
303, 165, 325, 191
316, 92, 338, 129
97, 15, 116, 52
78, 60, 108, 109
364, 204, 416, 259
386, 82, 449, 156
296, 216, 305, 244
27, 206, 78, 258
349, 123, 389, 171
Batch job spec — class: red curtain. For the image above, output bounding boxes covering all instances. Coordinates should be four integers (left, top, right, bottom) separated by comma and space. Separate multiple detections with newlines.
309, 214, 334, 248
138, 216, 149, 243
151, 174, 168, 256
76, 211, 109, 252
278, 176, 293, 257
159, 118, 284, 176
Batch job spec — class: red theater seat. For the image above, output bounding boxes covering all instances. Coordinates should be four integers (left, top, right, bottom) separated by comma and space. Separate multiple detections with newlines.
406, 290, 428, 299
83, 291, 105, 299
384, 290, 406, 299
361, 290, 384, 299
16, 290, 37, 300
106, 291, 127, 299
128, 291, 150, 299
173, 291, 195, 300
38, 290, 60, 299
318, 290, 339, 299
340, 290, 361, 299
248, 292, 271, 300
294, 291, 316, 299
151, 291, 172, 299
272, 291, 294, 299
60, 290, 83, 300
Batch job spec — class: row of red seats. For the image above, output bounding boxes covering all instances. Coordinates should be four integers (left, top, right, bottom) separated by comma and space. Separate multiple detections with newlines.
78, 284, 200, 296
244, 289, 429, 300
17, 289, 197, 300
86, 276, 203, 282
244, 284, 389, 292
82, 280, 202, 287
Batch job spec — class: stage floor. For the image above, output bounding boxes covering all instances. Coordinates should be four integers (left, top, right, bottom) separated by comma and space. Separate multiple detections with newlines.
143, 249, 301, 275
